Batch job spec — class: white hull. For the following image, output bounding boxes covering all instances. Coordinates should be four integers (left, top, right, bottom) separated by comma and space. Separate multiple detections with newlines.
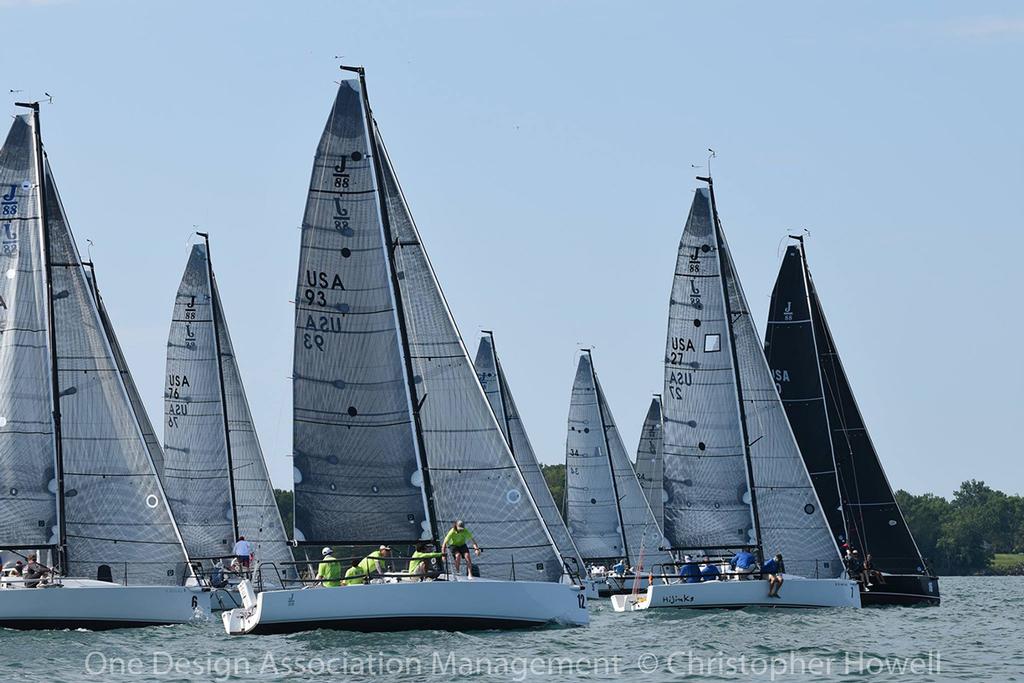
611, 576, 861, 611
0, 579, 208, 630
223, 578, 589, 634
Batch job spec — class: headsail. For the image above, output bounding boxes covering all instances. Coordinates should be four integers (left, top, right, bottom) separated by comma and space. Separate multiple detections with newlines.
43, 155, 190, 585
164, 242, 294, 577
378, 125, 564, 582
474, 334, 586, 575
0, 115, 58, 550
718, 226, 842, 579
766, 242, 927, 574
633, 396, 664, 532
663, 186, 841, 579
292, 81, 429, 545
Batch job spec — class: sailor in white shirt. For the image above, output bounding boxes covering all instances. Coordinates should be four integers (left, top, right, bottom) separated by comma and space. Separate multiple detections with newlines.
233, 536, 252, 570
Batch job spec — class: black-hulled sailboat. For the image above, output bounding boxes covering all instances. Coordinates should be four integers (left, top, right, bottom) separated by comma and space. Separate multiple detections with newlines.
614, 179, 859, 612
765, 237, 939, 606
0, 105, 203, 629
162, 235, 295, 602
222, 69, 587, 634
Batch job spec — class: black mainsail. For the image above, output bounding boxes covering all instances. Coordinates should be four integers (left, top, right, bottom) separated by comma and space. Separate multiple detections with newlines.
292, 72, 565, 582
765, 239, 937, 600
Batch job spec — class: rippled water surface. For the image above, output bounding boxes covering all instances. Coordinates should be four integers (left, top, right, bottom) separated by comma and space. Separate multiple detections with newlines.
1, 576, 1021, 682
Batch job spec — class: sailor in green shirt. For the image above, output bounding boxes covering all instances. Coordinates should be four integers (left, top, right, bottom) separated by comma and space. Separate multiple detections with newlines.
357, 545, 393, 581
315, 547, 342, 587
344, 559, 367, 586
407, 542, 443, 581
442, 520, 481, 577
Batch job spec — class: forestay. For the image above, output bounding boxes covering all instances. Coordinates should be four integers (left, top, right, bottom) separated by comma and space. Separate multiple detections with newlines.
0, 116, 57, 549
45, 157, 189, 585
633, 397, 665, 533
292, 81, 429, 545
766, 243, 926, 575
475, 334, 586, 575
378, 127, 564, 582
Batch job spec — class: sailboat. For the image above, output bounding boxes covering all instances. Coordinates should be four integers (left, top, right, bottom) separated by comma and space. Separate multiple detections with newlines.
473, 333, 589, 585
633, 395, 665, 534
565, 351, 673, 597
162, 235, 296, 608
222, 69, 587, 634
0, 105, 206, 629
765, 237, 939, 605
613, 179, 859, 612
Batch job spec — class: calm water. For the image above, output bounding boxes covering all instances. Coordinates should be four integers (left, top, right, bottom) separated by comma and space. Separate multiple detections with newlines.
1, 576, 1020, 682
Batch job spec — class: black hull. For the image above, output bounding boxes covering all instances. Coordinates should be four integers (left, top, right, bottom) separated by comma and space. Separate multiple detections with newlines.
859, 574, 940, 606
250, 615, 548, 635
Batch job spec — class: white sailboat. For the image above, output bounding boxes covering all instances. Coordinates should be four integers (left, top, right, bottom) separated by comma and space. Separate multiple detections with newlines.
565, 351, 674, 597
223, 68, 587, 634
0, 104, 206, 629
162, 236, 296, 609
612, 178, 859, 612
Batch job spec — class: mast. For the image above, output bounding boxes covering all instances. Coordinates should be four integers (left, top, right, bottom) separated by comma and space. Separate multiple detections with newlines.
483, 331, 515, 450
17, 101, 66, 568
585, 349, 629, 563
790, 234, 851, 548
347, 65, 440, 543
196, 232, 240, 542
698, 175, 763, 561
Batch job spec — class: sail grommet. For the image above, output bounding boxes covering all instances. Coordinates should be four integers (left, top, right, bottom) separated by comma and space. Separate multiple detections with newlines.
693, 319, 701, 327
145, 494, 159, 509
701, 244, 711, 253
371, 485, 380, 494
9, 487, 16, 496
590, 498, 597, 505
506, 489, 522, 504
340, 248, 352, 258
351, 151, 363, 161
583, 427, 590, 434
804, 504, 815, 514
347, 406, 358, 417
697, 442, 706, 451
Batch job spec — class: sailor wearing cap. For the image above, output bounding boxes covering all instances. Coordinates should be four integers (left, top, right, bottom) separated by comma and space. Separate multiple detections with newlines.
442, 520, 481, 578
357, 545, 393, 581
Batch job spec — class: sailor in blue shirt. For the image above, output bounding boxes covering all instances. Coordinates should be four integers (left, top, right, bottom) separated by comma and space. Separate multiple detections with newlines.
729, 549, 757, 579
763, 553, 785, 597
700, 563, 721, 581
678, 555, 701, 584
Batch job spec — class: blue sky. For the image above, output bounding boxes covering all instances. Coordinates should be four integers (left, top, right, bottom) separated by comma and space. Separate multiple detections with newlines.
2, 1, 1021, 495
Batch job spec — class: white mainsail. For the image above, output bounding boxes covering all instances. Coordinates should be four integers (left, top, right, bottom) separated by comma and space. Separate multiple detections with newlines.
566, 352, 672, 572
163, 242, 293, 580
0, 113, 191, 585
662, 185, 842, 579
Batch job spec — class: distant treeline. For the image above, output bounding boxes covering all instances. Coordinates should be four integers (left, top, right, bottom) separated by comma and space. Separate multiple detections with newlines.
274, 476, 1024, 577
